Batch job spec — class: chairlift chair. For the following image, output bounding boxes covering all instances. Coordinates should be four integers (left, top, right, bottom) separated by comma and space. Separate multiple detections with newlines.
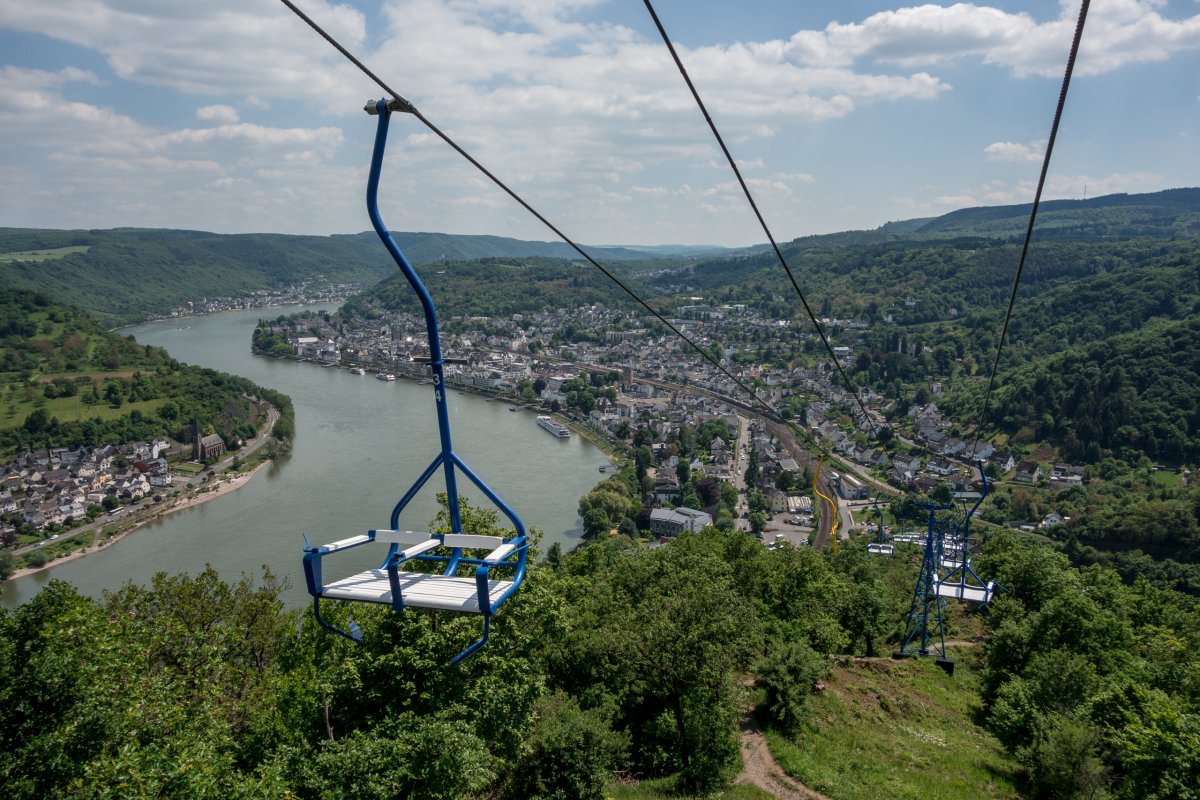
302, 98, 528, 665
934, 462, 999, 606
865, 494, 893, 555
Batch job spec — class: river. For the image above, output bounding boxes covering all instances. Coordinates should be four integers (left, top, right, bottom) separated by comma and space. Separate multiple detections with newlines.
2, 304, 606, 608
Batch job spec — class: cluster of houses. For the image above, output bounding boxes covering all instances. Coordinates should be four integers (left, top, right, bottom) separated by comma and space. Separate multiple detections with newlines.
263, 300, 870, 406
266, 299, 1108, 536
802, 394, 1095, 531
165, 279, 362, 320
0, 441, 174, 538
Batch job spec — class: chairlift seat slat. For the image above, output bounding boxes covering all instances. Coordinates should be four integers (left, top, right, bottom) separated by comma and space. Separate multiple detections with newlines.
321, 569, 515, 613
443, 533, 506, 550
934, 580, 995, 604
372, 529, 436, 545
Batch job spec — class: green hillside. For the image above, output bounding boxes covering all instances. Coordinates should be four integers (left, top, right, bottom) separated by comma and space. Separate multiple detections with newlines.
983, 316, 1200, 464
0, 228, 675, 327
349, 230, 672, 263
0, 228, 394, 326
912, 187, 1200, 239
2, 513, 1196, 800
0, 288, 293, 458
344, 255, 658, 320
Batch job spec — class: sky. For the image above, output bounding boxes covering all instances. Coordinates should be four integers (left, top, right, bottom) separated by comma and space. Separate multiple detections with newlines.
1, 0, 1198, 247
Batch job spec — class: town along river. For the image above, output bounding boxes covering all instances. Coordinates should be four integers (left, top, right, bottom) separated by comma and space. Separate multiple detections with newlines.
2, 305, 607, 608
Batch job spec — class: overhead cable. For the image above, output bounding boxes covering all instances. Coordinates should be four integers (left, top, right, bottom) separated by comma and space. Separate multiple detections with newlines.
276, 0, 827, 448
641, 0, 878, 439
970, 0, 1091, 460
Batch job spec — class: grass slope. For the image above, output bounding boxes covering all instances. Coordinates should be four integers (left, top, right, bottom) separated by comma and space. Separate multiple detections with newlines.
769, 651, 1021, 800
608, 778, 773, 799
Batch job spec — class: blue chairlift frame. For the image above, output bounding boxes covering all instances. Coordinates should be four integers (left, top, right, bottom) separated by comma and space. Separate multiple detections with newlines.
302, 98, 528, 665
935, 462, 1002, 606
865, 493, 893, 555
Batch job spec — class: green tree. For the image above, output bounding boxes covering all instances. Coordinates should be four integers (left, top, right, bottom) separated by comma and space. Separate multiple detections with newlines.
756, 640, 828, 733
745, 447, 760, 487
22, 407, 48, 434
505, 693, 628, 800
578, 489, 634, 527
634, 445, 653, 483
582, 507, 611, 539
676, 458, 691, 486
606, 546, 759, 793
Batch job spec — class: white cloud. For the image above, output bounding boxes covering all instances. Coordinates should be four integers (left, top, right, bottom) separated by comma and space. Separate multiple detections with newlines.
1, 2, 1196, 243
910, 170, 1167, 217
0, 64, 359, 235
785, 1, 1200, 78
196, 104, 239, 123
0, 0, 369, 108
772, 171, 816, 184
1042, 170, 1164, 197
934, 192, 980, 208
984, 140, 1044, 163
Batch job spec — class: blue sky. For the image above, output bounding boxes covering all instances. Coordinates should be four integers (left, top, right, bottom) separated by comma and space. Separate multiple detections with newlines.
1, 0, 1197, 246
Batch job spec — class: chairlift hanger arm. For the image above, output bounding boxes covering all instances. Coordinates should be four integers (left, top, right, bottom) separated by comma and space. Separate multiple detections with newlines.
299, 98, 528, 665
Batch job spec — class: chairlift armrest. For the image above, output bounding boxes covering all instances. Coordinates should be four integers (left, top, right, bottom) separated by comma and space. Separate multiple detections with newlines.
400, 538, 442, 560
483, 541, 518, 564
315, 534, 371, 553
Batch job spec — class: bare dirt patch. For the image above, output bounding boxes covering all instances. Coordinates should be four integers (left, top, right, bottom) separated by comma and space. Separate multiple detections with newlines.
737, 712, 833, 800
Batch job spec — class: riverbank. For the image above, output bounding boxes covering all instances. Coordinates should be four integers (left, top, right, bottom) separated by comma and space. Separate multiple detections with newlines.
4, 402, 281, 585
4, 460, 272, 583
295, 354, 625, 465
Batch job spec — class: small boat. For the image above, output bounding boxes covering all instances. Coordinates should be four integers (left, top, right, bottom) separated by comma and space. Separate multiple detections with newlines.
509, 406, 517, 411
375, 372, 396, 381
350, 367, 365, 375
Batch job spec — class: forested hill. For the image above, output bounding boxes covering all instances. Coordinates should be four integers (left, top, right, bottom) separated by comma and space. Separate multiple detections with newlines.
0, 288, 292, 458
343, 255, 659, 319
909, 187, 1200, 239
341, 230, 713, 263
0, 228, 396, 327
985, 316, 1200, 464
0, 228, 687, 327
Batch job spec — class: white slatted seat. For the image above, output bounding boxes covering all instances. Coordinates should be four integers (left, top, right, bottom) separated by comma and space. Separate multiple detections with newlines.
322, 570, 515, 613
309, 530, 521, 613
935, 580, 995, 604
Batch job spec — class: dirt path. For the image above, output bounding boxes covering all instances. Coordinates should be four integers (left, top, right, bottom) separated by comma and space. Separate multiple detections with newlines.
735, 708, 833, 800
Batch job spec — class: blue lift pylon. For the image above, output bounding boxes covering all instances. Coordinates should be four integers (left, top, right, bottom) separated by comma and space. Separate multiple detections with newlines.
893, 462, 1000, 675
302, 98, 528, 665
893, 500, 955, 673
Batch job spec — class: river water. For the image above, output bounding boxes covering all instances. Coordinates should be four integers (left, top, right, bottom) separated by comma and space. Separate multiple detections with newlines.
2, 305, 605, 608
